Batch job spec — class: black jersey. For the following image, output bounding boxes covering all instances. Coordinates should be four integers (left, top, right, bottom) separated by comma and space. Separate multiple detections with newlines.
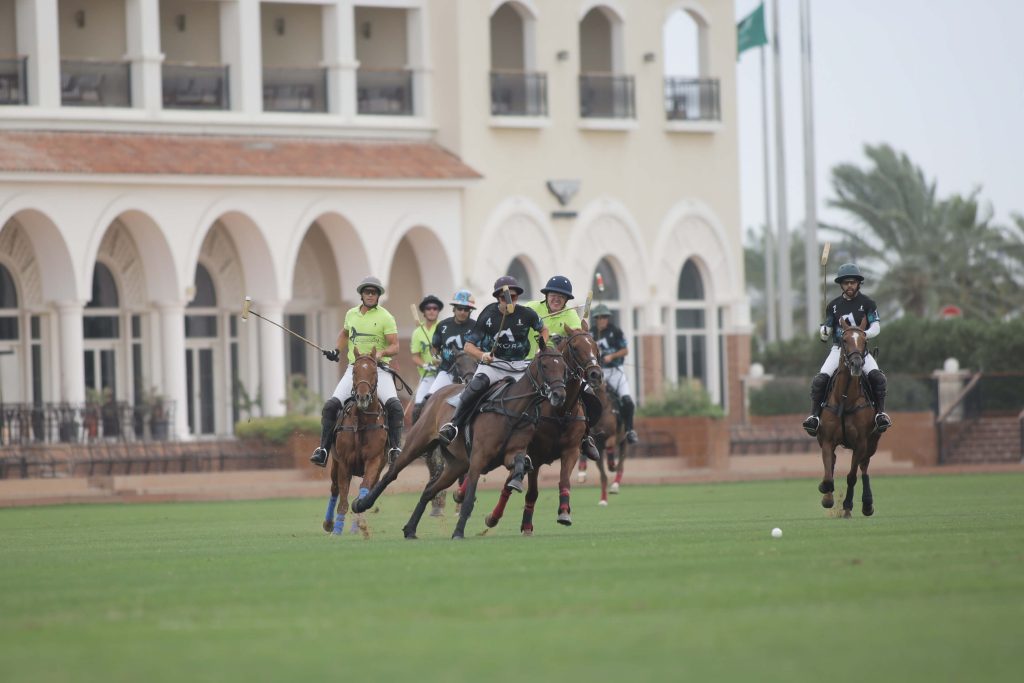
465, 302, 544, 361
822, 292, 880, 345
592, 324, 628, 368
431, 316, 477, 372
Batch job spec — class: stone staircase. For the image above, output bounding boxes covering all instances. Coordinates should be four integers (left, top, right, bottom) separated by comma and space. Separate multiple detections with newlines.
945, 417, 1022, 464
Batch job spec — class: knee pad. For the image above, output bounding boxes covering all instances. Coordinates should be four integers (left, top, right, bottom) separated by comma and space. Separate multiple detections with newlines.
868, 369, 887, 390
385, 397, 403, 418
811, 373, 829, 393
322, 397, 343, 421
468, 373, 490, 392
620, 396, 635, 409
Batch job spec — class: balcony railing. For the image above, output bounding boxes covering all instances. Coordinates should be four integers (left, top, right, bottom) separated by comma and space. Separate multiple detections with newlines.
579, 73, 635, 119
262, 66, 327, 113
0, 56, 28, 105
61, 59, 131, 107
490, 70, 547, 117
664, 77, 720, 121
0, 401, 176, 446
163, 63, 229, 110
357, 68, 413, 116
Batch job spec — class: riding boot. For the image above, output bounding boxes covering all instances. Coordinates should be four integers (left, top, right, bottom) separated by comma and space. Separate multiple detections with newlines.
802, 373, 830, 436
580, 434, 600, 461
620, 396, 639, 444
384, 398, 404, 464
311, 397, 342, 467
439, 373, 490, 445
868, 370, 892, 432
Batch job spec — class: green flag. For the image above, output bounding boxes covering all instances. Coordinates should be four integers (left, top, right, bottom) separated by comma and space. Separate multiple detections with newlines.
737, 3, 768, 58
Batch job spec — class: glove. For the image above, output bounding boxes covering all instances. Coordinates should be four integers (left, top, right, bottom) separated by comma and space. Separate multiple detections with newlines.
818, 325, 832, 342
323, 348, 340, 362
423, 364, 438, 374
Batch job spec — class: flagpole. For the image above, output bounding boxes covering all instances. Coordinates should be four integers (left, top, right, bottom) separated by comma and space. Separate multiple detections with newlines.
770, 0, 792, 340
799, 0, 819, 336
760, 43, 777, 343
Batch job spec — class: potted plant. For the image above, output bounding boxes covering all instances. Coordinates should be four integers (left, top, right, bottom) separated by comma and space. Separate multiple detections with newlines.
143, 387, 170, 441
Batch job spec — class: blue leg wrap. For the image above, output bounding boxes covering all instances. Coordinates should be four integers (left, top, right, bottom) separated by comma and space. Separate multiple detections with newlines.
332, 512, 346, 535
325, 495, 338, 522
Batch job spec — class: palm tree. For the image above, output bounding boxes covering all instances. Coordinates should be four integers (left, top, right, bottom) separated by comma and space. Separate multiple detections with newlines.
824, 144, 1023, 321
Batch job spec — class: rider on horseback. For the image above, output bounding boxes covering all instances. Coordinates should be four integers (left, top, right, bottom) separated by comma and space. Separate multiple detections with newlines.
428, 289, 478, 397
438, 275, 548, 446
410, 294, 443, 424
591, 303, 639, 444
310, 276, 405, 467
525, 275, 600, 461
802, 263, 892, 437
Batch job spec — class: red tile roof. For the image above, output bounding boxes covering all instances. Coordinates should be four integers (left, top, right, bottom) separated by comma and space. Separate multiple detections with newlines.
0, 131, 480, 180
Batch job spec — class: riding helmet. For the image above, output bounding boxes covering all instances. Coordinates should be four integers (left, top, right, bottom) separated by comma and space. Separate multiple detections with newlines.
834, 263, 865, 284
356, 275, 386, 296
540, 275, 574, 300
449, 289, 477, 310
491, 275, 524, 297
418, 294, 444, 312
591, 303, 612, 317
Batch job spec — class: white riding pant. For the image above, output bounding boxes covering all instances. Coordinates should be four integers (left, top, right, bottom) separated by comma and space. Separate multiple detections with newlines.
602, 366, 632, 399
475, 360, 529, 386
430, 369, 456, 394
331, 365, 398, 404
818, 345, 879, 376
413, 373, 436, 404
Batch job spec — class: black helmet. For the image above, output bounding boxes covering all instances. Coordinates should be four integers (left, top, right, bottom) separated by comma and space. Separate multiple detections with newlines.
418, 294, 444, 312
834, 263, 865, 284
540, 275, 574, 300
492, 275, 524, 297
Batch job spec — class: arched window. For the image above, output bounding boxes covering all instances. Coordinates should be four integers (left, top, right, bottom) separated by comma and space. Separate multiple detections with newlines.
674, 258, 706, 386
506, 257, 533, 299
186, 263, 220, 435
0, 263, 18, 341
87, 262, 119, 309
662, 6, 717, 121
490, 2, 545, 116
592, 257, 621, 324
84, 263, 120, 339
186, 263, 218, 338
579, 5, 633, 119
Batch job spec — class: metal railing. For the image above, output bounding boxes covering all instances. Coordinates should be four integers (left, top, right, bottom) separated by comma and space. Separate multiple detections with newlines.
490, 70, 547, 117
357, 68, 414, 115
664, 77, 720, 121
61, 59, 131, 107
579, 73, 635, 119
163, 63, 229, 110
0, 56, 27, 105
262, 66, 327, 113
0, 401, 176, 446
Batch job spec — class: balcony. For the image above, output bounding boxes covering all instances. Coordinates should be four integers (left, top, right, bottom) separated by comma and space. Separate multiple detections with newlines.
61, 59, 132, 107
664, 78, 721, 121
490, 70, 547, 117
262, 67, 327, 113
163, 63, 229, 110
357, 68, 413, 116
579, 73, 635, 119
0, 56, 27, 105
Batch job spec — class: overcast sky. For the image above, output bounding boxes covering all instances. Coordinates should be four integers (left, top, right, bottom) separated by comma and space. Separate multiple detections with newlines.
673, 0, 1024, 241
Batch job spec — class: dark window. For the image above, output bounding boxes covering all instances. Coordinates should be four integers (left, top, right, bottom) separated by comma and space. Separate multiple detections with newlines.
0, 317, 17, 339
87, 262, 119, 308
675, 309, 704, 329
506, 257, 533, 299
185, 315, 218, 338
288, 314, 307, 377
593, 258, 620, 299
83, 315, 120, 339
0, 264, 17, 307
131, 314, 141, 339
677, 259, 704, 300
31, 315, 40, 339
190, 263, 217, 307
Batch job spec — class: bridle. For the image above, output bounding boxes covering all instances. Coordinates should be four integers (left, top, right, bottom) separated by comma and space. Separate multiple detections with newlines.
840, 327, 866, 374
561, 331, 603, 387
351, 354, 379, 410
523, 347, 567, 403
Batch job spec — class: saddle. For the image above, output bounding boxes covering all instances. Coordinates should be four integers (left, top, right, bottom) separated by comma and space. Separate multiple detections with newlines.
822, 372, 876, 414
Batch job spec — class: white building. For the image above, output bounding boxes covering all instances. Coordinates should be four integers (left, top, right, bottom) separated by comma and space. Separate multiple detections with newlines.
0, 0, 750, 443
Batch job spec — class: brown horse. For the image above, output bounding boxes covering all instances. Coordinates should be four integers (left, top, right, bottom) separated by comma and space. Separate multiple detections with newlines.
583, 383, 628, 505
483, 327, 604, 533
352, 343, 568, 539
322, 350, 388, 535
816, 317, 883, 516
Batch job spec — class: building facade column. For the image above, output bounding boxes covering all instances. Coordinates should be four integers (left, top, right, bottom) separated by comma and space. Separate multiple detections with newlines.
324, 0, 357, 118
55, 301, 85, 403
16, 0, 60, 107
157, 302, 189, 440
126, 0, 164, 112
221, 0, 263, 113
257, 301, 286, 417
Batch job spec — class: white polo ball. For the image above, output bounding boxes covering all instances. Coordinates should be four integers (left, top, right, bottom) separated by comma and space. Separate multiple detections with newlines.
771, 527, 783, 538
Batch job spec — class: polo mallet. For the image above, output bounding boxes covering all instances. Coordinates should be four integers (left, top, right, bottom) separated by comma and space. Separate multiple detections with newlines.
820, 242, 832, 316
241, 296, 328, 353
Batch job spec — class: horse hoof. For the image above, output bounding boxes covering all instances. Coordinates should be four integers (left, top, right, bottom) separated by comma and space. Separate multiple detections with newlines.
452, 490, 464, 504
521, 527, 534, 537
322, 520, 333, 533
557, 512, 572, 526
351, 500, 364, 514
863, 505, 874, 517
451, 532, 465, 540
821, 495, 834, 508
598, 499, 608, 507
610, 482, 619, 494
818, 481, 834, 494
484, 515, 498, 528
843, 509, 852, 519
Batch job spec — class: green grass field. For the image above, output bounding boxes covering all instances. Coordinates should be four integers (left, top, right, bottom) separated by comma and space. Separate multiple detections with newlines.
2, 474, 1023, 682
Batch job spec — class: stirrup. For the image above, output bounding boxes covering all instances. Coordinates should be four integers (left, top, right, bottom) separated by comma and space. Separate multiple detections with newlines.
625, 430, 639, 445
438, 423, 458, 446
802, 415, 819, 437
874, 413, 892, 432
581, 436, 600, 462
310, 447, 328, 468
387, 447, 401, 465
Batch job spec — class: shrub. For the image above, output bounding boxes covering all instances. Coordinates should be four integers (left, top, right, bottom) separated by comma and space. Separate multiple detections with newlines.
234, 415, 319, 445
638, 381, 724, 418
748, 378, 807, 416
886, 374, 936, 411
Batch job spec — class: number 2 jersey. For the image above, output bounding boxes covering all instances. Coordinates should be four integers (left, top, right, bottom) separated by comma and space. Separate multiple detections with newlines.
430, 316, 476, 372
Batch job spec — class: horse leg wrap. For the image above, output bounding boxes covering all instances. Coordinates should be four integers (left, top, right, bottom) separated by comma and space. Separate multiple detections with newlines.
325, 495, 339, 523
614, 470, 623, 484
320, 398, 343, 451
508, 453, 528, 492
332, 512, 346, 535
558, 486, 571, 514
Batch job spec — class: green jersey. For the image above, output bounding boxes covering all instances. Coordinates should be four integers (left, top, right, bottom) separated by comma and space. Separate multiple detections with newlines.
524, 300, 580, 358
410, 322, 438, 377
343, 305, 397, 364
